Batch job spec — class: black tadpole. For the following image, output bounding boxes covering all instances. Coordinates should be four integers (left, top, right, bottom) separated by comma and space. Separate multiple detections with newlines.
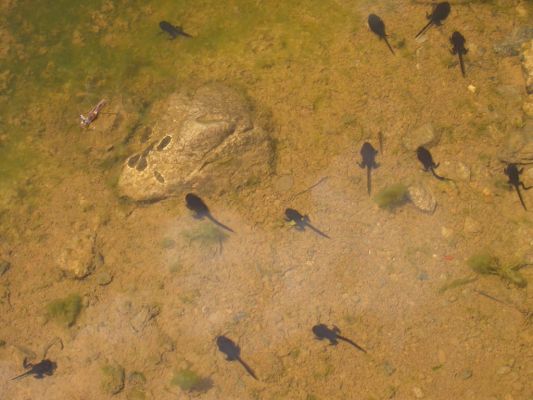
415, 2, 451, 39
284, 208, 330, 238
11, 359, 57, 381
216, 336, 258, 380
185, 193, 234, 232
358, 142, 379, 195
368, 14, 394, 55
312, 324, 367, 353
504, 163, 532, 210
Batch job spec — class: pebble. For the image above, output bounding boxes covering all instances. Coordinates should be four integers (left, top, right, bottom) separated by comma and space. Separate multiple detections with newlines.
522, 96, 533, 117
0, 260, 10, 277
437, 350, 446, 364
96, 271, 113, 286
413, 387, 424, 398
460, 369, 473, 380
382, 361, 396, 376
468, 84, 476, 93
441, 226, 453, 238
521, 40, 533, 94
497, 366, 512, 375
417, 271, 429, 281
408, 184, 437, 214
439, 160, 471, 181
516, 3, 528, 18
463, 217, 481, 234
274, 175, 294, 193
402, 123, 437, 151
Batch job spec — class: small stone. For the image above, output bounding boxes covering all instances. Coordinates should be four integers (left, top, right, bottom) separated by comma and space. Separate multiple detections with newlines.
482, 187, 492, 197
438, 350, 446, 364
382, 361, 396, 376
460, 369, 473, 380
274, 175, 294, 193
96, 271, 113, 286
468, 85, 476, 93
402, 123, 437, 151
413, 387, 424, 398
101, 363, 125, 395
438, 161, 471, 181
464, 217, 481, 234
516, 3, 528, 18
408, 184, 437, 213
497, 366, 512, 375
522, 97, 533, 117
417, 271, 429, 281
441, 226, 453, 238
130, 304, 160, 333
58, 231, 100, 279
0, 260, 10, 277
521, 40, 533, 94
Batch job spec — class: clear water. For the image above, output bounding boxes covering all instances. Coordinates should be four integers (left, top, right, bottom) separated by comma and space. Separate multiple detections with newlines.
1, 0, 532, 399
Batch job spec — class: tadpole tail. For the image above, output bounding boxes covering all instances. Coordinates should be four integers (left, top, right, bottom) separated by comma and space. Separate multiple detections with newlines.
306, 224, 331, 239
430, 168, 446, 181
458, 53, 465, 77
384, 37, 395, 54
415, 21, 433, 38
207, 214, 235, 233
11, 371, 31, 381
338, 335, 367, 353
367, 166, 372, 195
514, 186, 528, 210
237, 357, 258, 380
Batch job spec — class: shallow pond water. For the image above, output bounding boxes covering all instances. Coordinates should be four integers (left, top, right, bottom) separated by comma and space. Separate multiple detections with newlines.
1, 0, 532, 399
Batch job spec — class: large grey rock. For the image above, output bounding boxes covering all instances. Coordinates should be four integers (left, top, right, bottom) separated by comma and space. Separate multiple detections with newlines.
521, 40, 533, 94
118, 84, 273, 201
402, 123, 437, 151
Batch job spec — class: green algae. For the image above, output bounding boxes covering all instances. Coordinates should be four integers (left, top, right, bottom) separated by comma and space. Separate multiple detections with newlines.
171, 367, 207, 392
467, 253, 528, 288
46, 293, 82, 327
373, 184, 409, 210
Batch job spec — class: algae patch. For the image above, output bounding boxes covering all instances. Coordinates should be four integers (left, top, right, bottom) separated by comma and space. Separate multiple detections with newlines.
171, 367, 211, 392
46, 293, 82, 326
467, 253, 528, 288
373, 184, 409, 209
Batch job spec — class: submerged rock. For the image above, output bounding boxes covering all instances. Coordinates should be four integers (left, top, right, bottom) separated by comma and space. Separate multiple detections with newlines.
0, 260, 10, 277
57, 230, 101, 279
521, 40, 533, 94
408, 183, 437, 213
438, 160, 471, 181
494, 26, 533, 57
118, 84, 273, 201
402, 123, 437, 151
101, 362, 125, 395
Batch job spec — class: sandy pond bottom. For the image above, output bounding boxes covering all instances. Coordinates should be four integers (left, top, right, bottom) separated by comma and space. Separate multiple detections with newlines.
1, 0, 533, 399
